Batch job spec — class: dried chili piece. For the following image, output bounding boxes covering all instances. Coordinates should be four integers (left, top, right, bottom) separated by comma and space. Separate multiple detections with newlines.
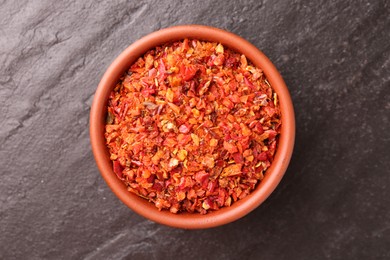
105, 39, 281, 214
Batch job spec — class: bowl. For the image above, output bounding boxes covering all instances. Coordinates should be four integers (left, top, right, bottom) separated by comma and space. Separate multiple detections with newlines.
90, 25, 295, 229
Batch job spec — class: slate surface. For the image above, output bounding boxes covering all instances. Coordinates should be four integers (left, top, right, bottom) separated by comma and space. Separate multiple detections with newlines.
1, 0, 389, 259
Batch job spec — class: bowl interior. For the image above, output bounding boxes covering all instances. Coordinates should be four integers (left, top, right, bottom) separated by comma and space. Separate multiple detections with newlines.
90, 25, 295, 229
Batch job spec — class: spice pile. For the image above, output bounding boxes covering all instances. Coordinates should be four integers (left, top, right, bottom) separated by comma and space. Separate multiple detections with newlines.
105, 39, 281, 214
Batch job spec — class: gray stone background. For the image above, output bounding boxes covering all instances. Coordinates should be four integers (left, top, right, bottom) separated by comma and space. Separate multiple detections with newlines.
1, 0, 389, 259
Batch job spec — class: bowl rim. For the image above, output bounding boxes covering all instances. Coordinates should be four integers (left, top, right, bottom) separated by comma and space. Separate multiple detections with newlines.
90, 24, 295, 229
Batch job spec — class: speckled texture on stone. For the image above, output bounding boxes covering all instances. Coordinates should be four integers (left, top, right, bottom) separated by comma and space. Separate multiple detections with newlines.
0, 0, 389, 259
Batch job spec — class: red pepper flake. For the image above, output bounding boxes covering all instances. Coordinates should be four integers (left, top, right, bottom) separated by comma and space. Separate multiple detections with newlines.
181, 64, 198, 81
105, 39, 281, 214
113, 160, 124, 179
223, 141, 238, 154
178, 124, 191, 134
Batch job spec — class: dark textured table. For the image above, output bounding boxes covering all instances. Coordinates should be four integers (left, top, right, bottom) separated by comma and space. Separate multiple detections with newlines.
1, 1, 389, 259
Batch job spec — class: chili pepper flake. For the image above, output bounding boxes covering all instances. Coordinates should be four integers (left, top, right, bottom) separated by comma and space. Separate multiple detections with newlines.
105, 39, 281, 214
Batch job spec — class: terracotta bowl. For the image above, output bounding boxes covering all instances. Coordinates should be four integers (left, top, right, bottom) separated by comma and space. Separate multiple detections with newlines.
90, 25, 295, 229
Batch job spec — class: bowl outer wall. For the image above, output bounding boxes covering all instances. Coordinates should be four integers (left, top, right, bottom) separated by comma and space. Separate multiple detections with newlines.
90, 25, 295, 229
